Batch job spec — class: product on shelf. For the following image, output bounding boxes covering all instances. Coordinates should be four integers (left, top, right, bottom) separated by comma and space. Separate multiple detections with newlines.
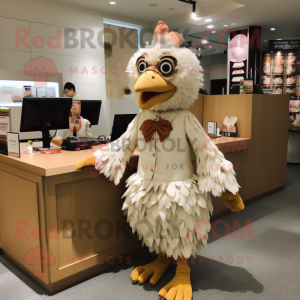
263, 53, 271, 74
262, 75, 271, 85
287, 65, 297, 75
274, 86, 283, 94
232, 76, 244, 82
232, 62, 244, 68
274, 66, 284, 74
273, 76, 283, 85
286, 86, 296, 94
287, 52, 297, 65
289, 96, 300, 112
232, 69, 245, 75
286, 75, 296, 86
274, 51, 284, 66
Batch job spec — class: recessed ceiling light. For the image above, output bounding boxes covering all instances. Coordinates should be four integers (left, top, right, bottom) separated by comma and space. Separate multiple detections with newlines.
231, 23, 236, 25
223, 25, 228, 27
148, 3, 158, 7
205, 19, 212, 22
110, 1, 116, 4
277, 39, 282, 40
271, 28, 275, 30
207, 25, 214, 28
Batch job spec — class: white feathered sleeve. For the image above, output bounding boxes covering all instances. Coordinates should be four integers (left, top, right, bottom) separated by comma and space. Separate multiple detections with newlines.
293, 114, 300, 127
185, 111, 240, 197
93, 114, 140, 185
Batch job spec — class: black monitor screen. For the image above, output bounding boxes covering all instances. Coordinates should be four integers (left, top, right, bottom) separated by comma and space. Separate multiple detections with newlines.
111, 114, 137, 142
80, 100, 102, 125
20, 97, 72, 148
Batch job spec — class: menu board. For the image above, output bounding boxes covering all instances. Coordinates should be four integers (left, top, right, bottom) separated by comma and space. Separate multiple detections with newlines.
269, 40, 300, 52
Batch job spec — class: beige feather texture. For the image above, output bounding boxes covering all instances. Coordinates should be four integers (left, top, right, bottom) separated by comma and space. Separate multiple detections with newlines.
93, 114, 140, 185
185, 111, 240, 197
122, 173, 212, 259
92, 28, 240, 259
127, 36, 204, 112
293, 114, 300, 127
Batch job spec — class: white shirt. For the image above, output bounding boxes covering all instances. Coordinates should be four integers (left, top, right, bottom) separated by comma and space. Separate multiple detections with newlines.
136, 109, 193, 182
121, 94, 135, 100
73, 93, 83, 100
56, 117, 92, 140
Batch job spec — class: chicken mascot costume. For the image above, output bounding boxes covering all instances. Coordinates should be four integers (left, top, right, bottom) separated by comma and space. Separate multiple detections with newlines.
76, 21, 244, 300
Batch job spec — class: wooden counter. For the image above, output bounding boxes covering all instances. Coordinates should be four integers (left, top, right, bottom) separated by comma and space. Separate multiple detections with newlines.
0, 136, 248, 293
199, 94, 290, 217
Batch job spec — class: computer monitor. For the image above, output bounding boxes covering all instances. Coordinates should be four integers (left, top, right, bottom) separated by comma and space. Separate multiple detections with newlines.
80, 100, 102, 125
111, 114, 137, 142
20, 97, 72, 149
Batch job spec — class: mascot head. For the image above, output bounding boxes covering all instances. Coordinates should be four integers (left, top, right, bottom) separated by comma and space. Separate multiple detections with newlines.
127, 21, 203, 112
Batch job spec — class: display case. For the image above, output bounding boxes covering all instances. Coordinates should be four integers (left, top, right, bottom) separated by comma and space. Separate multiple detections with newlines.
262, 50, 300, 96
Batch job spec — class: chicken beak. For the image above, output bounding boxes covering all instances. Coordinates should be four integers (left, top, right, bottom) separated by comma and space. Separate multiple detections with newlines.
134, 70, 176, 110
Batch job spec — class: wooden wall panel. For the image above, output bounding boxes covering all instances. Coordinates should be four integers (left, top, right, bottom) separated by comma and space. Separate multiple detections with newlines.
187, 95, 204, 125
203, 94, 253, 138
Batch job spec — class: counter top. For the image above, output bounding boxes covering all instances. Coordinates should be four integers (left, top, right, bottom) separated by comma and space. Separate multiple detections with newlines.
0, 137, 250, 177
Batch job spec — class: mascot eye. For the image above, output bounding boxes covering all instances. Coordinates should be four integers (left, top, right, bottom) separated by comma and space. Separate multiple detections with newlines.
137, 60, 148, 73
159, 60, 173, 76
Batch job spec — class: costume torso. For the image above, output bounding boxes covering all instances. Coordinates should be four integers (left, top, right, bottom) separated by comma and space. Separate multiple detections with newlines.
137, 109, 193, 182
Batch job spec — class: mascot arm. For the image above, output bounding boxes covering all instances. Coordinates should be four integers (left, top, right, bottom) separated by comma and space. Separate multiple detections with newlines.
77, 114, 140, 186
185, 111, 244, 212
51, 137, 63, 147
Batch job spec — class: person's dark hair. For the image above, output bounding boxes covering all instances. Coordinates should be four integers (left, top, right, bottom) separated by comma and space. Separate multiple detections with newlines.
64, 82, 76, 92
124, 87, 131, 95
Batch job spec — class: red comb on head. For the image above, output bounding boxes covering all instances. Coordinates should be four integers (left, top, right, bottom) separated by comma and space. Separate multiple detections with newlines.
153, 21, 184, 47
153, 21, 169, 38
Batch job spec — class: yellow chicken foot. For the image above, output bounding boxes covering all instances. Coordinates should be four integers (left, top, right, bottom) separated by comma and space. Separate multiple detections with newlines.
131, 254, 172, 286
159, 257, 192, 300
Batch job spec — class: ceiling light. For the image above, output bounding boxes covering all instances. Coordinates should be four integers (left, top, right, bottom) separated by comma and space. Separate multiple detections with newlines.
223, 25, 228, 27
231, 23, 236, 25
110, 1, 116, 4
271, 28, 275, 30
277, 39, 282, 40
207, 25, 214, 28
212, 30, 217, 33
190, 1, 200, 20
205, 19, 212, 22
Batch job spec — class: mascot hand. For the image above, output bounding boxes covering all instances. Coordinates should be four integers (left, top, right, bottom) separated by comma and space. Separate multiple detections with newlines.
76, 156, 96, 172
51, 137, 63, 147
222, 190, 245, 212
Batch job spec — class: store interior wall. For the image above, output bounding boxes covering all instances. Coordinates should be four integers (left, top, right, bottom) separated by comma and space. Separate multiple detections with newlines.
0, 0, 153, 136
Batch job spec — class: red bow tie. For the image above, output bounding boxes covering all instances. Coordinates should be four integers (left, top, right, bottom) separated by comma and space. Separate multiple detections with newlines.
140, 119, 173, 143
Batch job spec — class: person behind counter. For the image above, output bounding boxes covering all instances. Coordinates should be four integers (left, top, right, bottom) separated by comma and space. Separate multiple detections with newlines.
63, 82, 83, 100
51, 87, 92, 147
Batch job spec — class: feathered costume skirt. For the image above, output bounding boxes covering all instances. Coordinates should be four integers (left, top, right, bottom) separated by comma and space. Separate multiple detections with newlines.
122, 173, 213, 259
